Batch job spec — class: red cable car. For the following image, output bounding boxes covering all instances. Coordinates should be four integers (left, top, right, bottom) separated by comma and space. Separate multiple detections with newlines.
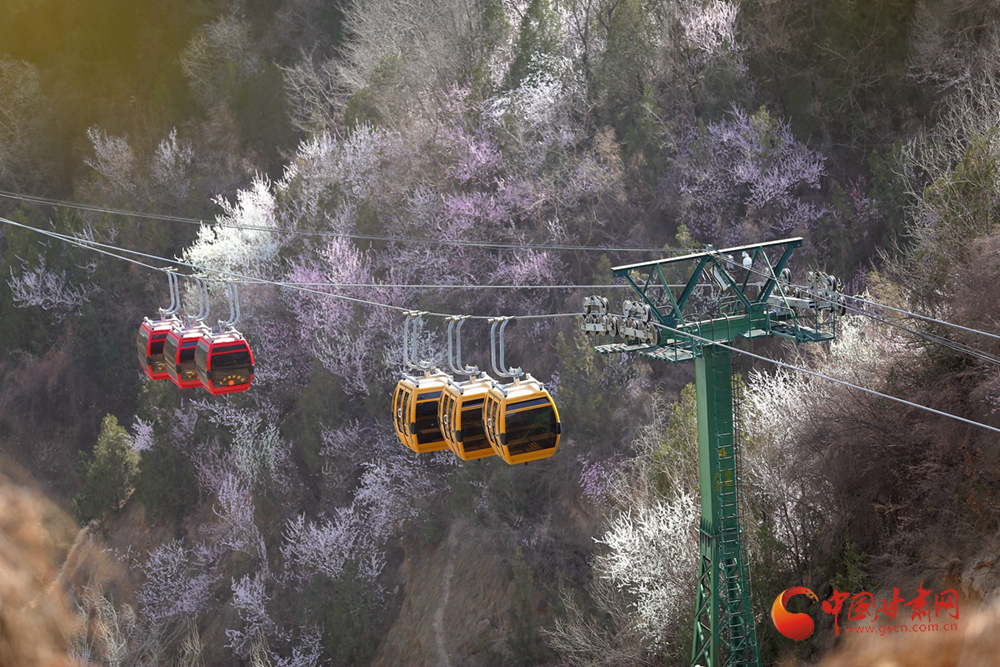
194, 280, 254, 395
160, 274, 213, 390
137, 270, 181, 381
164, 323, 212, 389
136, 319, 178, 380
195, 331, 254, 395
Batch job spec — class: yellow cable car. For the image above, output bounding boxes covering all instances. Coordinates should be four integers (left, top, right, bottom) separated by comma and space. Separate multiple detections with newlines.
391, 312, 449, 454
439, 376, 496, 461
482, 318, 561, 465
483, 375, 561, 465
392, 371, 450, 454
437, 316, 496, 461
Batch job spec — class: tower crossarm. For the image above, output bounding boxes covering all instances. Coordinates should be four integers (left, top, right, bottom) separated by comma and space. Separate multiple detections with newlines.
611, 237, 803, 329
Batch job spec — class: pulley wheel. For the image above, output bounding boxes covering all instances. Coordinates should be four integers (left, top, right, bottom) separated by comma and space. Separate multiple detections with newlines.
607, 316, 619, 338
645, 322, 658, 345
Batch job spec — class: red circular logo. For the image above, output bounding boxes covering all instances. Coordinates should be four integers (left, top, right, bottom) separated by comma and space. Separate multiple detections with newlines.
772, 587, 818, 640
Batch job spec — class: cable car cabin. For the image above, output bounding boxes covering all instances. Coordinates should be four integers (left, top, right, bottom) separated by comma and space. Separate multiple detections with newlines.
195, 332, 255, 395
136, 318, 178, 381
439, 377, 495, 461
483, 376, 561, 465
163, 325, 211, 390
392, 372, 450, 454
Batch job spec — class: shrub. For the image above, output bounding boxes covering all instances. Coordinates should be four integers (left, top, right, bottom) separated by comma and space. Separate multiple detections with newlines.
302, 562, 386, 666
133, 439, 198, 525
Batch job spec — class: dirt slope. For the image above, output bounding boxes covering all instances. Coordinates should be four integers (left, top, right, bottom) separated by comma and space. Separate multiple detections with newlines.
374, 518, 512, 667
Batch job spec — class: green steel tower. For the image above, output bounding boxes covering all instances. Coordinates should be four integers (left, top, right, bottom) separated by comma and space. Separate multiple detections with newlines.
581, 237, 844, 667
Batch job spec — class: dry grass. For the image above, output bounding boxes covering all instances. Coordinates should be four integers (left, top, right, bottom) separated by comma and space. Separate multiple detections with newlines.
0, 472, 80, 667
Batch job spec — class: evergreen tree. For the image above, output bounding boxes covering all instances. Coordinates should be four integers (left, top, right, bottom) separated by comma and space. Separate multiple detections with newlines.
75, 415, 139, 522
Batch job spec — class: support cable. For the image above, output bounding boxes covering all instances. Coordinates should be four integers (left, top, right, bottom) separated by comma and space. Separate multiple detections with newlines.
730, 252, 1000, 347
652, 322, 1000, 436
0, 190, 692, 254
8, 214, 1000, 435
713, 250, 1000, 364
7, 212, 999, 341
847, 292, 1000, 343
0, 216, 579, 320
841, 300, 1000, 367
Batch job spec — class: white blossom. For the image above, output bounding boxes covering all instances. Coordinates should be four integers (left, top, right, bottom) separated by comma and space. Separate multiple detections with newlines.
226, 571, 273, 658
7, 257, 98, 320
179, 14, 259, 107
183, 176, 281, 279
280, 510, 356, 582
681, 0, 743, 68
213, 473, 266, 560
137, 541, 214, 627
84, 127, 137, 197
273, 627, 323, 667
0, 57, 48, 189
192, 399, 289, 486
593, 493, 699, 648
130, 417, 155, 454
484, 53, 586, 162
151, 128, 195, 202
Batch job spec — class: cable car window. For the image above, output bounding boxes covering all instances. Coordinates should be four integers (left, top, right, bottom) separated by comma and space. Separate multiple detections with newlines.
211, 351, 251, 369
488, 399, 499, 443
506, 397, 550, 412
461, 406, 489, 451
417, 391, 442, 401
393, 388, 403, 432
505, 406, 557, 454
414, 399, 440, 444
401, 389, 410, 434
136, 328, 150, 360
179, 344, 197, 363
164, 336, 179, 363
149, 334, 167, 355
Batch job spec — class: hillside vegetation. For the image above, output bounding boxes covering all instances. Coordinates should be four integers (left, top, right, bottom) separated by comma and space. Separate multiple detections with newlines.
1, 0, 999, 665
